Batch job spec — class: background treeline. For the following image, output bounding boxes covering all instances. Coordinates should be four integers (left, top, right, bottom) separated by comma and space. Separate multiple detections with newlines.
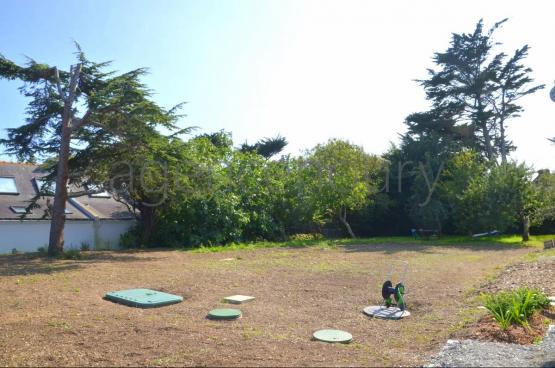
116, 19, 553, 247
115, 131, 555, 248
124, 19, 553, 247
2, 19, 554, 249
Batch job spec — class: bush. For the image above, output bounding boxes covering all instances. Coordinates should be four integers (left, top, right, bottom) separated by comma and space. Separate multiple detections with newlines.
288, 233, 324, 241
59, 249, 83, 260
37, 246, 47, 254
120, 228, 141, 249
80, 242, 91, 251
482, 288, 550, 330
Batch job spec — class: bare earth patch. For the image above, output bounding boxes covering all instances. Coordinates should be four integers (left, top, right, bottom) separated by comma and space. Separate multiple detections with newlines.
0, 243, 536, 366
456, 311, 552, 345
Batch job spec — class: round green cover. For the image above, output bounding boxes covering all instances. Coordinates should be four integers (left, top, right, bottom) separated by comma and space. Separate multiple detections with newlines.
207, 308, 242, 320
313, 329, 352, 343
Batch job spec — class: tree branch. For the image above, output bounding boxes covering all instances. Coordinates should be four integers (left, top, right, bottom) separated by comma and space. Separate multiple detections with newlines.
72, 105, 121, 132
112, 193, 139, 219
67, 189, 104, 198
67, 64, 82, 108
52, 67, 65, 101
72, 109, 92, 131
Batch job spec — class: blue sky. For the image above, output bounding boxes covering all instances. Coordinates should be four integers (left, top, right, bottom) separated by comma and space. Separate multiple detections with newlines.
1, 0, 554, 169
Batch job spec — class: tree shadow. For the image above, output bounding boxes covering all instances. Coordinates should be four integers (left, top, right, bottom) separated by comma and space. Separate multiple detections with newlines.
0, 251, 160, 276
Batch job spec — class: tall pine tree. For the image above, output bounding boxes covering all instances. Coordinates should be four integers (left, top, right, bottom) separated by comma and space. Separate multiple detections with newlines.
0, 46, 183, 255
413, 19, 543, 162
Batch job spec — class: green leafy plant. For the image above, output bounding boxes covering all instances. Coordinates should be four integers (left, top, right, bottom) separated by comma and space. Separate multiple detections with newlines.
120, 228, 141, 249
482, 288, 550, 330
289, 233, 324, 241
59, 249, 83, 260
80, 242, 90, 251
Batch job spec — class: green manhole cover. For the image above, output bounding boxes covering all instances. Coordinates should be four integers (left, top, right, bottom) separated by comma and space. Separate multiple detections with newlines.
313, 329, 352, 343
104, 288, 183, 308
207, 308, 242, 320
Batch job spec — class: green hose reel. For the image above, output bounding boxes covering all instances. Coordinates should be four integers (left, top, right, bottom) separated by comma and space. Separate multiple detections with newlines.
381, 280, 406, 310
381, 261, 408, 311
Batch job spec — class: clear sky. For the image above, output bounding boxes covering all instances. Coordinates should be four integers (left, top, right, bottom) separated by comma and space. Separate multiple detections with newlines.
1, 0, 554, 169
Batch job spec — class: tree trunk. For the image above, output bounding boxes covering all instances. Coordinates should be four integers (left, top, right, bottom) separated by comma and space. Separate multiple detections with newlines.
522, 215, 530, 242
48, 122, 72, 256
499, 92, 507, 164
338, 207, 356, 238
138, 204, 156, 246
435, 215, 442, 237
499, 119, 507, 164
477, 97, 495, 162
482, 124, 494, 161
47, 64, 82, 256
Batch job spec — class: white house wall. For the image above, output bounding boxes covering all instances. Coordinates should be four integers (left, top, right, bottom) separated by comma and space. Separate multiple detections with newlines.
0, 220, 134, 254
92, 220, 135, 250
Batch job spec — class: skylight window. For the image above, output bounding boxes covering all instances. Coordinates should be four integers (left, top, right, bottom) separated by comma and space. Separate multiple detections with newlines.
0, 177, 18, 194
87, 184, 111, 198
34, 177, 55, 195
10, 206, 29, 214
91, 191, 111, 198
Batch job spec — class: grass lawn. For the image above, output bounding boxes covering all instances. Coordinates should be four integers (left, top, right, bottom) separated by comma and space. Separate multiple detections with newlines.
187, 234, 553, 253
0, 235, 552, 366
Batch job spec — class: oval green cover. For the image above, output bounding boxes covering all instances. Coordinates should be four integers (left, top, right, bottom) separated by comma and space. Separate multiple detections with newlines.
207, 308, 242, 320
313, 329, 352, 343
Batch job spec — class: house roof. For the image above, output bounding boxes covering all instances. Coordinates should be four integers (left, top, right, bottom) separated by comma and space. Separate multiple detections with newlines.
0, 162, 135, 221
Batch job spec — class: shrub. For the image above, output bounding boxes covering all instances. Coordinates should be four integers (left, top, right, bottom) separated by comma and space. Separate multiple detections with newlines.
289, 233, 325, 241
37, 246, 47, 254
120, 228, 141, 249
59, 249, 83, 260
80, 242, 91, 251
482, 288, 550, 330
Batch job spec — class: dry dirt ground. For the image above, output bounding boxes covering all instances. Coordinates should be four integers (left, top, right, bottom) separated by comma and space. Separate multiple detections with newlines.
0, 243, 539, 367
482, 254, 555, 296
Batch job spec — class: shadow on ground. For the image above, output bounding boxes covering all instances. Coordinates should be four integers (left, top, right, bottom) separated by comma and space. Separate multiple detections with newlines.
0, 251, 159, 276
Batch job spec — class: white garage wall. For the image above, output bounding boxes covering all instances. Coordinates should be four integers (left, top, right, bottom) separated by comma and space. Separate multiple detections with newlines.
0, 220, 134, 254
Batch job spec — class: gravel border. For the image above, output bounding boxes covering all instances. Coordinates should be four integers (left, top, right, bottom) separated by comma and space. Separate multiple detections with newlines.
426, 325, 555, 367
